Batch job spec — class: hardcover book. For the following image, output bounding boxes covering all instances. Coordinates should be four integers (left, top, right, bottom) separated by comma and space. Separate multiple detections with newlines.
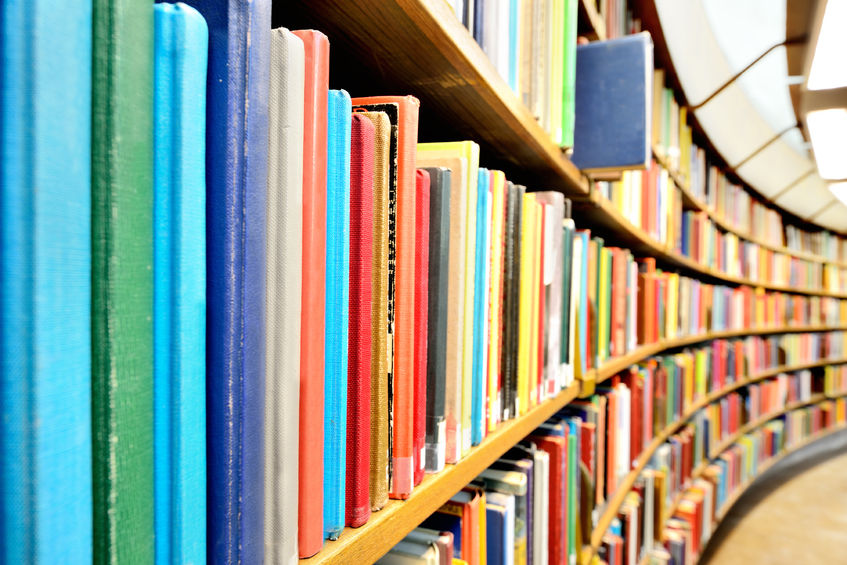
153, 6, 209, 563
1, 2, 93, 561
92, 0, 156, 560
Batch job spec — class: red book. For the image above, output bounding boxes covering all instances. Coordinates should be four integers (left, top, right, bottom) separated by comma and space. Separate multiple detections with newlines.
637, 258, 656, 345
606, 390, 618, 498
610, 248, 626, 357
531, 433, 568, 565
293, 29, 329, 558
346, 114, 375, 527
413, 169, 431, 486
628, 368, 643, 459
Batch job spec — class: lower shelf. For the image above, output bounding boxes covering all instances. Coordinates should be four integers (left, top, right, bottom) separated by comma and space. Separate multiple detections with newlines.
301, 381, 580, 564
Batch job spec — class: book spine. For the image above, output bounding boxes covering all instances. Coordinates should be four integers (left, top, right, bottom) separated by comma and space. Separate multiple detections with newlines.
1, 2, 93, 561
92, 0, 155, 560
153, 6, 208, 563
414, 170, 430, 484
324, 89, 351, 539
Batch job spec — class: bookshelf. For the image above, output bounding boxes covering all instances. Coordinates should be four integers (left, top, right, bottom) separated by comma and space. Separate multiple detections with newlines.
284, 0, 588, 196
643, 421, 847, 565
582, 370, 847, 563
653, 147, 847, 269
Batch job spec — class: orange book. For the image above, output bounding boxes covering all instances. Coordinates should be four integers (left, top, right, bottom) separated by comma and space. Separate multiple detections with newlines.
352, 95, 420, 499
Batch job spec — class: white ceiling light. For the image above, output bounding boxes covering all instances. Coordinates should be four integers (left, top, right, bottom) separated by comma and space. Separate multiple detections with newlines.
807, 0, 847, 90
829, 181, 847, 205
806, 108, 847, 179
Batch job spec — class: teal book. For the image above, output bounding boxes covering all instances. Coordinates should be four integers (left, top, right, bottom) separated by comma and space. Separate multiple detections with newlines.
153, 4, 208, 564
324, 89, 352, 540
472, 169, 490, 445
1, 1, 92, 561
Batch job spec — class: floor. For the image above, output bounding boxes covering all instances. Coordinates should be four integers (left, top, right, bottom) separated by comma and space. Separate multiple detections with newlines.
700, 429, 847, 565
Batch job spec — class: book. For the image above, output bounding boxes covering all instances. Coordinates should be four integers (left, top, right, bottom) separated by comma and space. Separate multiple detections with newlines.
359, 110, 393, 511
518, 194, 537, 416
265, 27, 304, 563
415, 170, 431, 485
561, 200, 576, 387
560, 0, 579, 148
91, 0, 155, 560
153, 6, 208, 564
416, 141, 480, 463
529, 429, 567, 565
423, 167, 453, 473
347, 114, 376, 528
324, 89, 352, 540
354, 96, 421, 499
535, 192, 565, 392
571, 33, 654, 171
472, 169, 491, 445
501, 184, 525, 421
292, 28, 329, 558
485, 492, 516, 565
0, 1, 93, 561
487, 171, 508, 434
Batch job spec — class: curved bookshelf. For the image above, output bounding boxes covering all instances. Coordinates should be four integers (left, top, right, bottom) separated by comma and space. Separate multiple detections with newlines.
581, 367, 847, 564
303, 320, 847, 564
652, 147, 847, 270
286, 0, 588, 196
582, 190, 847, 298
642, 421, 847, 565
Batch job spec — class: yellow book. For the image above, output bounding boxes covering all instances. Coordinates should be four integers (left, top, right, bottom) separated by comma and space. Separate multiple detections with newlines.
652, 69, 665, 154
487, 171, 506, 432
517, 195, 536, 416
416, 141, 479, 461
597, 247, 610, 365
528, 200, 543, 407
478, 490, 487, 565
666, 273, 679, 339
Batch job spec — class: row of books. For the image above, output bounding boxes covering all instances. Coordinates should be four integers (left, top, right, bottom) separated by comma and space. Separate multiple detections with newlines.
824, 364, 847, 396
653, 69, 847, 267
377, 356, 846, 564
447, 0, 579, 147
594, 171, 847, 293
631, 400, 846, 564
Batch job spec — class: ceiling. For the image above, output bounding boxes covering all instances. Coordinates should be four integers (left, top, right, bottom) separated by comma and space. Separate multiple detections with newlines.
654, 0, 846, 232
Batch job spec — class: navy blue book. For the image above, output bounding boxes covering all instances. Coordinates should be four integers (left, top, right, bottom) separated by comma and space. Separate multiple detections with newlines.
176, 1, 270, 562
571, 32, 654, 172
1, 1, 93, 561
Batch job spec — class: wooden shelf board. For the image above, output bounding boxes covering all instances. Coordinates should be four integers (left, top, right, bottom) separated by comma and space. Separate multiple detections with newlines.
581, 367, 847, 564
577, 189, 847, 298
300, 382, 580, 564
283, 0, 588, 196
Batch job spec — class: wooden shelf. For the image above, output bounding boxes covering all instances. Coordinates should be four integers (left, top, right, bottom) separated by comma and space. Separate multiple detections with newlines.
641, 422, 847, 565
588, 324, 847, 385
578, 189, 847, 298
581, 365, 847, 564
282, 0, 588, 196
652, 147, 847, 270
578, 0, 607, 40
300, 382, 580, 564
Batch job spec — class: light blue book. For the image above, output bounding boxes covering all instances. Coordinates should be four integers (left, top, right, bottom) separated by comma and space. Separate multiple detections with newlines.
153, 4, 208, 564
508, 0, 520, 93
472, 169, 490, 445
485, 491, 516, 565
1, 1, 92, 562
576, 231, 590, 376
324, 89, 351, 540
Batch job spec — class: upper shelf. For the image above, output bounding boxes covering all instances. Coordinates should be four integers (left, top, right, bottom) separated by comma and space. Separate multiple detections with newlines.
282, 0, 588, 196
651, 147, 847, 270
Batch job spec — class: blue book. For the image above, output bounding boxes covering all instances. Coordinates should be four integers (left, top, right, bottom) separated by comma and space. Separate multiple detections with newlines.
153, 5, 208, 564
571, 33, 654, 171
485, 492, 515, 565
1, 2, 92, 561
177, 1, 270, 562
508, 0, 520, 93
422, 511, 463, 555
324, 89, 352, 540
472, 169, 490, 445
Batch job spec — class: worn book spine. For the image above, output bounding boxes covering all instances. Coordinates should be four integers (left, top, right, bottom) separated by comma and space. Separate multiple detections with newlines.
487, 172, 507, 433
153, 5, 208, 564
424, 167, 452, 473
346, 114, 375, 527
92, 0, 155, 561
1, 1, 92, 562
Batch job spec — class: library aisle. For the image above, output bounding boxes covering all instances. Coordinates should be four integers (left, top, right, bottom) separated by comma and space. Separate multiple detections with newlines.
701, 430, 847, 565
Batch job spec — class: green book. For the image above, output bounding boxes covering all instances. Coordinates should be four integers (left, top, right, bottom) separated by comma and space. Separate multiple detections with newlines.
91, 1, 154, 562
561, 0, 578, 147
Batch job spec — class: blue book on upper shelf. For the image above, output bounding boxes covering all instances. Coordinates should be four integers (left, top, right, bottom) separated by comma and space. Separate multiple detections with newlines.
570, 32, 654, 172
